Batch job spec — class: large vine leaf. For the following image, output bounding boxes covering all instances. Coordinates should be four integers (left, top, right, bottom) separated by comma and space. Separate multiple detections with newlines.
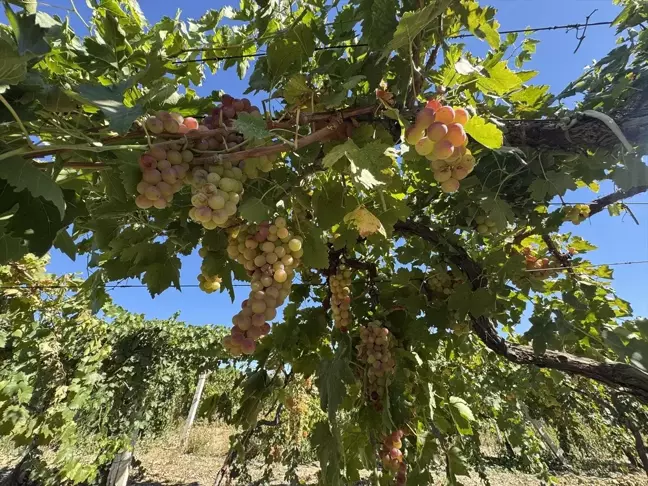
0, 157, 65, 217
0, 32, 26, 85
464, 115, 503, 149
383, 0, 452, 55
74, 84, 144, 134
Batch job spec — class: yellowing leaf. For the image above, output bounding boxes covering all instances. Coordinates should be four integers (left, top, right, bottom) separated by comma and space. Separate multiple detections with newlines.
464, 115, 503, 149
343, 206, 386, 238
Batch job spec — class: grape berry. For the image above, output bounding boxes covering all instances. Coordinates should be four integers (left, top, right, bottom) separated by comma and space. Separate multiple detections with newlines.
565, 204, 590, 225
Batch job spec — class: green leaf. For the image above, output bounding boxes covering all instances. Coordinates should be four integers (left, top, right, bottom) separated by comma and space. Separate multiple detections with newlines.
317, 342, 354, 422
464, 115, 503, 149
383, 0, 452, 55
239, 197, 271, 224
266, 22, 314, 82
362, 0, 398, 50
546, 171, 577, 196
459, 0, 500, 49
4, 6, 50, 57
311, 421, 343, 486
0, 225, 26, 264
53, 229, 76, 261
302, 224, 329, 269
0, 33, 26, 85
476, 62, 523, 96
449, 396, 474, 435
232, 112, 270, 141
142, 256, 181, 297
74, 84, 143, 134
510, 85, 550, 109
447, 445, 471, 478
313, 180, 349, 229
0, 157, 65, 217
283, 74, 312, 105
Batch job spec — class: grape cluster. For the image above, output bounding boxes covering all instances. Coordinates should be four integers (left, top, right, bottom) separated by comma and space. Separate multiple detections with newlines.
135, 143, 192, 209
187, 163, 245, 230
565, 204, 590, 225
357, 321, 396, 406
381, 430, 407, 485
426, 269, 463, 296
474, 213, 503, 236
144, 111, 200, 135
203, 94, 262, 128
222, 218, 304, 355
196, 247, 222, 293
405, 99, 476, 193
522, 248, 556, 280
329, 265, 353, 331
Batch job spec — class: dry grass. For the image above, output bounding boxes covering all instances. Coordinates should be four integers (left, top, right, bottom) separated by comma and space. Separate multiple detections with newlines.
131, 422, 648, 486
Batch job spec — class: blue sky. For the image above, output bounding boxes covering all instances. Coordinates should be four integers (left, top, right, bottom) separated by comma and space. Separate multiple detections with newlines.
34, 0, 648, 325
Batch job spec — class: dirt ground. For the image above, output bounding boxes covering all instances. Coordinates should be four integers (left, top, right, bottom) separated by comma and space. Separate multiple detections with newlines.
130, 423, 648, 486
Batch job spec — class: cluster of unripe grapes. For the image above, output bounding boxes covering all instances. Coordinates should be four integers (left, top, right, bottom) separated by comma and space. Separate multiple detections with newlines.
357, 321, 396, 406
144, 111, 200, 135
222, 218, 304, 355
565, 204, 591, 225
381, 430, 407, 485
135, 142, 192, 209
196, 247, 222, 293
405, 100, 476, 193
474, 213, 503, 236
522, 247, 557, 280
426, 269, 463, 296
187, 164, 245, 230
329, 265, 353, 331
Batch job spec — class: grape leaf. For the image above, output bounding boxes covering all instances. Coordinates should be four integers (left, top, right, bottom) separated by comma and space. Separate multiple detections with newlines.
361, 0, 398, 50
317, 342, 354, 422
464, 115, 503, 149
4, 6, 50, 57
0, 33, 26, 85
449, 396, 475, 436
239, 197, 271, 223
0, 222, 26, 264
302, 224, 329, 269
311, 421, 344, 486
383, 0, 452, 55
313, 180, 349, 229
142, 257, 181, 297
283, 74, 312, 105
344, 206, 386, 238
75, 84, 144, 134
0, 157, 65, 217
447, 445, 471, 477
476, 62, 522, 96
232, 112, 270, 141
53, 229, 76, 261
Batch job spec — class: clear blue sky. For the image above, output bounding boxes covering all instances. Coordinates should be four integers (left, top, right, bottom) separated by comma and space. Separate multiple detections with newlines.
36, 0, 648, 324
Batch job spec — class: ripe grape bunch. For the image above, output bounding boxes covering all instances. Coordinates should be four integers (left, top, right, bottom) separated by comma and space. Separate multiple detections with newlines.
222, 217, 304, 355
188, 163, 245, 230
135, 119, 194, 209
357, 321, 396, 406
381, 430, 407, 485
196, 247, 222, 294
522, 247, 557, 280
329, 265, 353, 331
405, 99, 476, 194
565, 204, 591, 225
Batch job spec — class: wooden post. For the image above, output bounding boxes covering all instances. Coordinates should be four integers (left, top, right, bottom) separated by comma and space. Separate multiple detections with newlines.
106, 430, 138, 486
180, 372, 209, 450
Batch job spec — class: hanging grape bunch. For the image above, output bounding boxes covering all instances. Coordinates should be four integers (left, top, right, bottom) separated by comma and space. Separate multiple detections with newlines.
426, 267, 463, 296
144, 110, 200, 135
222, 217, 304, 355
522, 247, 557, 280
329, 265, 353, 331
405, 100, 476, 194
187, 163, 245, 230
565, 204, 591, 225
196, 247, 222, 294
381, 430, 407, 485
357, 321, 396, 407
474, 213, 504, 236
135, 119, 194, 210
